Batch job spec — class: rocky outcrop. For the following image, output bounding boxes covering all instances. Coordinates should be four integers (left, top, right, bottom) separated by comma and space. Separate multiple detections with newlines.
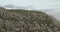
0, 7, 60, 32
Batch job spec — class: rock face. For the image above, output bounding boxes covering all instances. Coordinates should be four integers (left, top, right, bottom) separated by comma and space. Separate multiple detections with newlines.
0, 7, 60, 32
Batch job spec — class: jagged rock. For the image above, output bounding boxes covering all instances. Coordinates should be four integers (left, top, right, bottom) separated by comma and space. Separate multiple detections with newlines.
0, 7, 60, 32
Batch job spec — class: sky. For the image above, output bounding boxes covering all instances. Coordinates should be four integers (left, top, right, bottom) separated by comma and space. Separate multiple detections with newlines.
0, 0, 60, 9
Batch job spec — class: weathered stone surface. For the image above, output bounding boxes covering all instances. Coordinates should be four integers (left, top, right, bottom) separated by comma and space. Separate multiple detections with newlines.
0, 7, 60, 32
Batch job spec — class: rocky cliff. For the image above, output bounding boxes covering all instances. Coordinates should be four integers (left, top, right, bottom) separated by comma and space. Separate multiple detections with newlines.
0, 7, 60, 32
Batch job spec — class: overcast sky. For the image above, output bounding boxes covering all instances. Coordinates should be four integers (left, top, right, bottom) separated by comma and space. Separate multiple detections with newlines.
0, 0, 60, 9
